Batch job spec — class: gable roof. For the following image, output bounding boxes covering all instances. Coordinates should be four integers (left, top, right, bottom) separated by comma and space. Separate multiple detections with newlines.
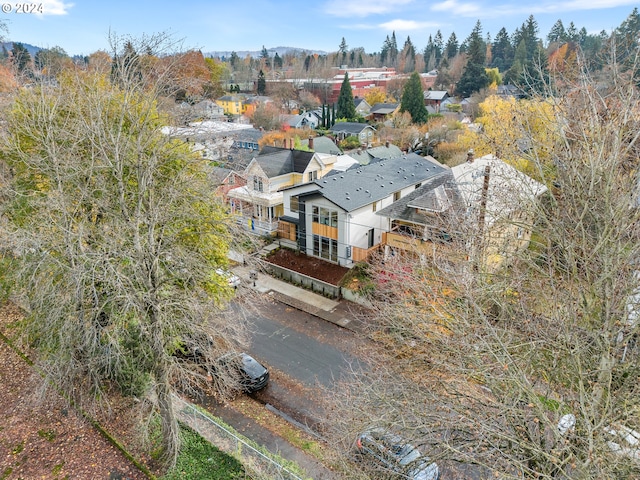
451, 154, 547, 227
307, 153, 447, 212
330, 122, 375, 135
301, 136, 342, 155
424, 90, 449, 101
369, 103, 399, 115
253, 146, 316, 178
376, 170, 462, 223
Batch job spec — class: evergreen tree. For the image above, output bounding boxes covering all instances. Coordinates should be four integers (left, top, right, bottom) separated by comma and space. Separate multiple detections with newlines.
400, 71, 427, 124
339, 37, 348, 65
332, 103, 336, 126
257, 69, 266, 95
456, 21, 489, 97
402, 36, 416, 73
260, 45, 270, 69
11, 42, 32, 76
390, 31, 398, 66
423, 35, 436, 71
321, 104, 326, 128
336, 73, 356, 120
380, 35, 391, 66
433, 30, 444, 65
547, 19, 567, 44
444, 32, 459, 59
273, 52, 282, 69
491, 27, 514, 72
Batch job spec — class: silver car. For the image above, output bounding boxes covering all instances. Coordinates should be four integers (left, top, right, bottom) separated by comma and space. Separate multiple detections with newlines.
355, 428, 440, 480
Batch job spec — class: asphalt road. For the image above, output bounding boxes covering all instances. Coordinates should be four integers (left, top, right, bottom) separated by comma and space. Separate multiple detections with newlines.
245, 299, 367, 389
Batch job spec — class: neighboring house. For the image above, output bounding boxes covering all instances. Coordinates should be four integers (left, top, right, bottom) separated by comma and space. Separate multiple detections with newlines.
375, 153, 547, 271
227, 146, 338, 235
346, 142, 403, 166
451, 153, 547, 270
424, 90, 450, 113
330, 122, 376, 145
193, 100, 225, 120
210, 166, 247, 203
354, 97, 372, 116
280, 111, 321, 130
280, 153, 449, 266
216, 95, 244, 115
496, 84, 526, 99
242, 95, 272, 117
301, 136, 342, 155
368, 102, 399, 121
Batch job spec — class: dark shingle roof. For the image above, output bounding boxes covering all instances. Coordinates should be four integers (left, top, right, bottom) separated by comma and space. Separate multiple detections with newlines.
311, 153, 447, 212
255, 146, 315, 177
375, 170, 462, 224
369, 103, 398, 114
330, 122, 374, 135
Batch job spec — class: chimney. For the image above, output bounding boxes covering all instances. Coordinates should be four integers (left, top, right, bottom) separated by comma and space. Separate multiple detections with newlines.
467, 149, 475, 163
308, 136, 314, 150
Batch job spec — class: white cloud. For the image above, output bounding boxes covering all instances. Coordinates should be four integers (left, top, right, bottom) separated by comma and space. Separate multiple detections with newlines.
379, 19, 440, 31
41, 0, 74, 15
324, 0, 415, 17
431, 0, 481, 16
432, 0, 639, 19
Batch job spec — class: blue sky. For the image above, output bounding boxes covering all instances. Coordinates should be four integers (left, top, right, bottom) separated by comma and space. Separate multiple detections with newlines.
5, 0, 638, 56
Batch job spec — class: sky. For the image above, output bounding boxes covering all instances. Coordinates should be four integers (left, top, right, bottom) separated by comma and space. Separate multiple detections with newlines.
4, 0, 639, 57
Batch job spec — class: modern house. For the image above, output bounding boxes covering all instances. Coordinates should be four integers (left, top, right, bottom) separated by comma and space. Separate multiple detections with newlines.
227, 146, 338, 235
279, 153, 449, 266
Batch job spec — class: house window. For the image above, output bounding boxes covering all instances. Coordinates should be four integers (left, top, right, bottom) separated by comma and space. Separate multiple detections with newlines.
308, 170, 318, 182
517, 227, 524, 239
312, 206, 337, 227
290, 196, 299, 214
415, 183, 422, 189
228, 174, 235, 185
393, 191, 401, 201
313, 235, 338, 262
253, 176, 264, 192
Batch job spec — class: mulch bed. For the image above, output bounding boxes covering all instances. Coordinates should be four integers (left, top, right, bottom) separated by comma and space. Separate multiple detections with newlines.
264, 248, 350, 285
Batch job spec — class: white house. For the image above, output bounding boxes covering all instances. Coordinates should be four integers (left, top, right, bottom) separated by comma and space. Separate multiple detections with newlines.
280, 153, 449, 265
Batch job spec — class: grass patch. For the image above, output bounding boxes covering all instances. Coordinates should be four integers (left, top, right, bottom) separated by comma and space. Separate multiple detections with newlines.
38, 428, 57, 441
161, 424, 244, 480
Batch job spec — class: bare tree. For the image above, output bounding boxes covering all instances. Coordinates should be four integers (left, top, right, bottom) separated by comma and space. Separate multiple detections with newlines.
326, 48, 640, 479
0, 33, 248, 468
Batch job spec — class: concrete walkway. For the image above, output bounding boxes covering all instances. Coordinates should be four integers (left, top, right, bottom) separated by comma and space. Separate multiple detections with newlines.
232, 264, 358, 330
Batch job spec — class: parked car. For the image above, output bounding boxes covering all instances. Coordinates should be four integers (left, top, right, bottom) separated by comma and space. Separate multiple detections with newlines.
217, 352, 270, 393
215, 268, 241, 288
355, 428, 440, 480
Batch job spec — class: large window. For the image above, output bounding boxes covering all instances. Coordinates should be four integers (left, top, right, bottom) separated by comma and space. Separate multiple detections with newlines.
312, 206, 337, 227
253, 176, 264, 192
313, 235, 338, 262
290, 195, 299, 214
307, 170, 318, 182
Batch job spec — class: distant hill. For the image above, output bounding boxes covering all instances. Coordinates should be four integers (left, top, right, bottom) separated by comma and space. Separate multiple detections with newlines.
207, 46, 327, 60
2, 42, 41, 56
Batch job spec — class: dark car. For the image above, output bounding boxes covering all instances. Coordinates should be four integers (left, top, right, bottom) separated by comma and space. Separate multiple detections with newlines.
217, 352, 270, 393
355, 428, 440, 480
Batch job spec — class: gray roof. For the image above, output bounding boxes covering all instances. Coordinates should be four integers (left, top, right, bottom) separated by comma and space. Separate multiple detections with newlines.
309, 153, 447, 212
301, 136, 342, 155
376, 170, 462, 223
330, 122, 375, 135
424, 90, 449, 101
254, 146, 315, 177
369, 103, 399, 114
